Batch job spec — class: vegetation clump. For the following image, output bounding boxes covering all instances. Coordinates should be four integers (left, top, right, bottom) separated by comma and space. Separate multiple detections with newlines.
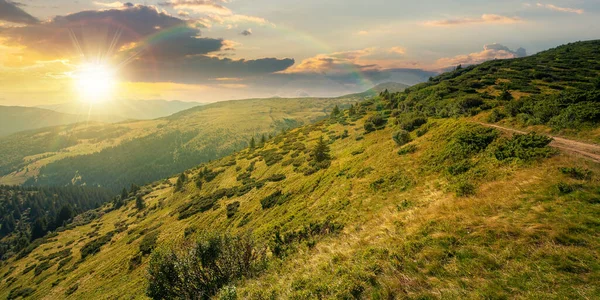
147, 232, 266, 300
260, 191, 289, 209
392, 130, 411, 146
494, 133, 554, 161
226, 202, 240, 218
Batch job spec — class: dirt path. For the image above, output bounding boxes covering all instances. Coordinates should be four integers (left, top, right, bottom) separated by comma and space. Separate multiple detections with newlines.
478, 123, 600, 163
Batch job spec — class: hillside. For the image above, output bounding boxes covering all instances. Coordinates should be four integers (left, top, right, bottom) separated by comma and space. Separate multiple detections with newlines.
0, 40, 598, 299
0, 106, 123, 137
0, 96, 362, 192
38, 100, 202, 121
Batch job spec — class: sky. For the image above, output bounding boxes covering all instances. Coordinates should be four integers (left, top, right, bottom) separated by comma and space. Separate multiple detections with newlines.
0, 0, 598, 106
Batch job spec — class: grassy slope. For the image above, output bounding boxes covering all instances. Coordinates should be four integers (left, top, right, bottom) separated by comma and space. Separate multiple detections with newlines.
1, 112, 598, 299
0, 96, 360, 187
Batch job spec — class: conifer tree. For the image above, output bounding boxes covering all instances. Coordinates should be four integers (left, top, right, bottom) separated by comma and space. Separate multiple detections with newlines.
249, 137, 256, 149
121, 188, 128, 200
136, 195, 146, 210
175, 173, 186, 191
260, 134, 266, 145
331, 105, 341, 117
312, 136, 331, 162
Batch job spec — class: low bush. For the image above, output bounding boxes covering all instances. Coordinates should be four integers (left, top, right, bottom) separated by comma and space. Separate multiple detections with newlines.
364, 114, 387, 133
80, 232, 115, 259
392, 130, 411, 146
559, 167, 592, 180
266, 174, 286, 182
494, 133, 553, 161
397, 144, 417, 155
226, 202, 240, 218
260, 191, 289, 209
140, 231, 160, 255
147, 232, 266, 300
65, 283, 79, 296
455, 181, 476, 197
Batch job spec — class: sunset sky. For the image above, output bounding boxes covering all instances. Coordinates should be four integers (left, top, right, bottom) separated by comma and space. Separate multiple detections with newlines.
0, 0, 598, 106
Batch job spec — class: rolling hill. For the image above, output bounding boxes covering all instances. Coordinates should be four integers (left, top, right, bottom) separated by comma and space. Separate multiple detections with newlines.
0, 96, 364, 192
0, 40, 599, 299
38, 99, 202, 121
0, 106, 124, 137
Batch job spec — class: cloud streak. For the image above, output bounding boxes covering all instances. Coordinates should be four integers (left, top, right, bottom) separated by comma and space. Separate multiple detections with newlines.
536, 3, 584, 14
424, 14, 523, 26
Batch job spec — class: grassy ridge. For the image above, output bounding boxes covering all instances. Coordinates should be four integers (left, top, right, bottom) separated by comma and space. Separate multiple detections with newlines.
1, 41, 599, 299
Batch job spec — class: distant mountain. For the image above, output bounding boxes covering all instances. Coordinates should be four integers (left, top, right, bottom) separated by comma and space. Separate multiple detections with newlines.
38, 99, 202, 120
341, 82, 411, 99
0, 106, 124, 137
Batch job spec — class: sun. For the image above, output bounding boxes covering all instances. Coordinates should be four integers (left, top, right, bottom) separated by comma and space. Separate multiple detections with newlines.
74, 63, 116, 103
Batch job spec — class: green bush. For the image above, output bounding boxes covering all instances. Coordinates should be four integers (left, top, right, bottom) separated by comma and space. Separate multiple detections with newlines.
399, 117, 427, 132
397, 144, 417, 156
65, 283, 79, 296
487, 109, 506, 123
266, 174, 286, 182
226, 202, 240, 218
559, 167, 592, 180
140, 231, 159, 255
260, 191, 289, 209
392, 130, 411, 146
364, 114, 387, 133
494, 133, 553, 161
7, 287, 35, 300
146, 232, 266, 300
80, 232, 114, 259
557, 182, 575, 194
455, 181, 476, 197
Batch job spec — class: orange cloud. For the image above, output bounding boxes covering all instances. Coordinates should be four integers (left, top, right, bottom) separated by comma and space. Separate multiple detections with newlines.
423, 14, 523, 26
536, 3, 584, 14
435, 43, 526, 69
388, 47, 406, 55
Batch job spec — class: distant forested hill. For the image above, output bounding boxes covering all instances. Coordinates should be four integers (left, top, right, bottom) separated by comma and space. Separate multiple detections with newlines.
1, 96, 364, 193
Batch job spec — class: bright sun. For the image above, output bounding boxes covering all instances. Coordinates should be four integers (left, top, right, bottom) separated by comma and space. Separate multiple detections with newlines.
74, 63, 116, 103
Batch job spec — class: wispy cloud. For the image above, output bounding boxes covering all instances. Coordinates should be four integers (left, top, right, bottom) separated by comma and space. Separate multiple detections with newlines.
159, 0, 232, 15
536, 3, 584, 14
388, 47, 406, 55
93, 1, 126, 8
424, 14, 523, 26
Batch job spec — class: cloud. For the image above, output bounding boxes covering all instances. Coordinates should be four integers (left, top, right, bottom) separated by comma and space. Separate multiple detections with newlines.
436, 43, 527, 68
240, 28, 252, 36
388, 47, 406, 55
356, 30, 369, 35
93, 1, 126, 8
0, 4, 294, 84
159, 0, 232, 15
424, 14, 523, 26
0, 0, 39, 24
285, 48, 379, 74
536, 3, 584, 14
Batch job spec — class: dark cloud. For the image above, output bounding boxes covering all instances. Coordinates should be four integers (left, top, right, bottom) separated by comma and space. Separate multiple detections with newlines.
0, 0, 39, 24
240, 29, 252, 36
124, 56, 295, 83
0, 4, 295, 82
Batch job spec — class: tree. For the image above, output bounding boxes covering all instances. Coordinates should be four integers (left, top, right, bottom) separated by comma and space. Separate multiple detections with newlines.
249, 137, 256, 149
330, 105, 341, 117
121, 188, 129, 201
136, 195, 146, 210
348, 104, 356, 116
260, 134, 266, 145
498, 89, 513, 101
30, 218, 47, 241
130, 184, 140, 195
55, 204, 73, 228
175, 173, 186, 192
311, 136, 331, 163
392, 130, 411, 146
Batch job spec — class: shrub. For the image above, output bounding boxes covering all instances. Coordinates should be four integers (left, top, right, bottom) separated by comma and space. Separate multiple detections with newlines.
129, 253, 143, 270
65, 283, 79, 296
140, 231, 160, 255
397, 144, 417, 155
392, 130, 411, 146
260, 191, 289, 209
7, 287, 35, 300
80, 232, 114, 259
146, 232, 266, 300
559, 167, 592, 180
494, 133, 553, 161
364, 114, 387, 133
226, 202, 240, 218
487, 109, 506, 123
266, 174, 286, 182
399, 117, 427, 132
455, 181, 476, 197
34, 261, 52, 276
557, 182, 575, 194
447, 160, 472, 176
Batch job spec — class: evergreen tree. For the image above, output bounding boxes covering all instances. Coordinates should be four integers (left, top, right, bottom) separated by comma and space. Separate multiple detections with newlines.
175, 173, 187, 192
130, 184, 140, 195
249, 137, 256, 149
311, 136, 331, 163
348, 104, 356, 116
55, 204, 73, 227
331, 105, 341, 117
136, 195, 146, 210
30, 218, 47, 241
260, 134, 266, 145
121, 188, 129, 200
